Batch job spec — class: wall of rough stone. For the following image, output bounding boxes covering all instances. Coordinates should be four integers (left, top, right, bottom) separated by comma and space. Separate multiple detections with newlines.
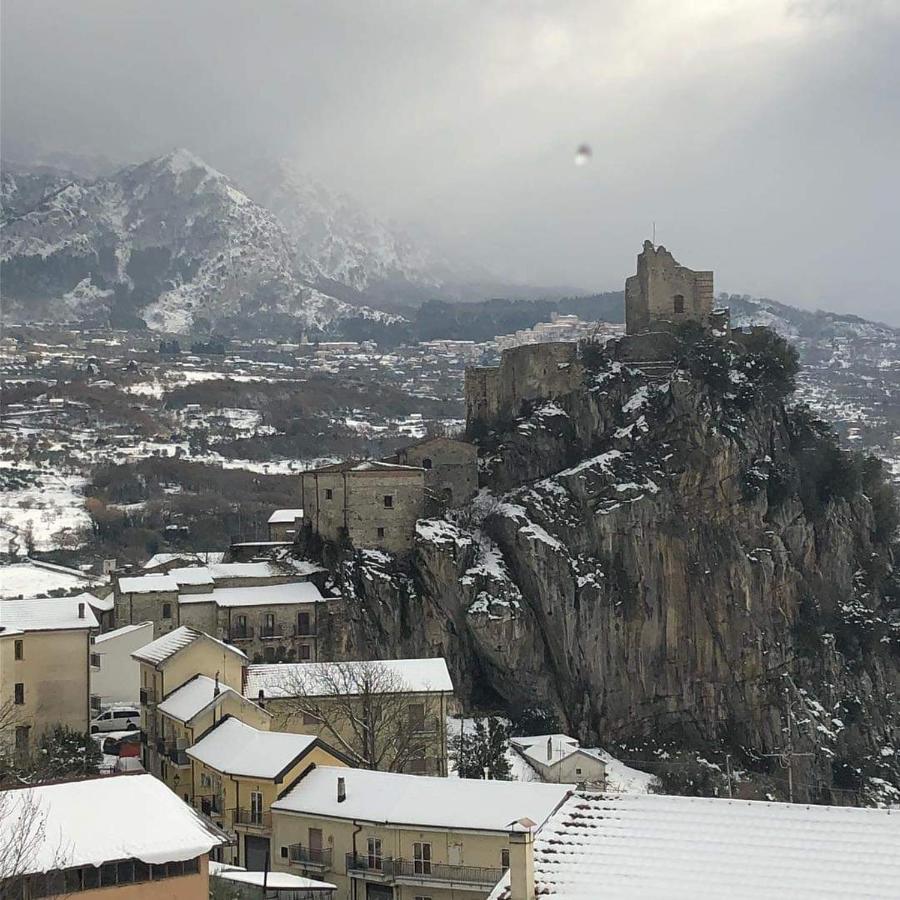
465, 342, 582, 432
397, 437, 478, 508
116, 589, 178, 632
625, 241, 714, 334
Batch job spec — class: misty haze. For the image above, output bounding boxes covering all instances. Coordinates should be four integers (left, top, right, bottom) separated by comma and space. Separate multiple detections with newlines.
1, 3, 900, 898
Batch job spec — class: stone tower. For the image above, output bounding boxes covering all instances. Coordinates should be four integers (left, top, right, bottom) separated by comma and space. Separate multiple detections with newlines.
625, 241, 714, 335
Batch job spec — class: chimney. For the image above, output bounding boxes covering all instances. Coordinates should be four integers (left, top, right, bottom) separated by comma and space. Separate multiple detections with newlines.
547, 737, 552, 761
77, 602, 85, 619
508, 818, 536, 900
337, 776, 346, 803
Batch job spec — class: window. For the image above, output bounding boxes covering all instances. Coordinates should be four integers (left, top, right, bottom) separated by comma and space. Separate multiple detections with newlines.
15, 725, 29, 751
162, 602, 172, 619
263, 612, 275, 635
422, 458, 433, 469
501, 848, 510, 870
575, 767, 583, 775
14, 639, 23, 660
367, 837, 382, 870
299, 643, 311, 661
90, 652, 101, 668
325, 488, 333, 500
377, 527, 385, 539
408, 702, 425, 731
673, 294, 685, 314
250, 791, 263, 825
297, 611, 311, 635
383, 494, 393, 508
14, 683, 24, 705
413, 842, 432, 875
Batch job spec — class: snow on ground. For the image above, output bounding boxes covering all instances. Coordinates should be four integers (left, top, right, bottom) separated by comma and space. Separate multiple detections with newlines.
0, 560, 99, 599
0, 470, 92, 555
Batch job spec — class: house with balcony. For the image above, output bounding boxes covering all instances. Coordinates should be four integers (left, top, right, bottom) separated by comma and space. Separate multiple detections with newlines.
132, 626, 248, 788
186, 716, 351, 871
270, 766, 572, 899
245, 658, 455, 776
155, 673, 271, 803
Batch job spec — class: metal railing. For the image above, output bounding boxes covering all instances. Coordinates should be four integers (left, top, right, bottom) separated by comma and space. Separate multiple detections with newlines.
287, 844, 332, 869
197, 795, 225, 818
229, 624, 255, 641
345, 854, 502, 886
409, 715, 440, 734
232, 807, 272, 829
139, 687, 156, 705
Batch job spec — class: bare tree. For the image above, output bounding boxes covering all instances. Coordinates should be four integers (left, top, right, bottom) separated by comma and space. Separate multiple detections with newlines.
0, 786, 48, 888
276, 661, 430, 772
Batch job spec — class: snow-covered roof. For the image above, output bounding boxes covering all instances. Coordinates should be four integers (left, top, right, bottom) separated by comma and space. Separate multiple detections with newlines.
187, 717, 318, 778
210, 862, 335, 890
273, 766, 571, 831
488, 791, 900, 900
132, 626, 247, 667
0, 774, 227, 876
308, 459, 423, 474
167, 566, 215, 586
510, 734, 604, 770
143, 551, 225, 569
179, 581, 325, 608
208, 561, 287, 579
268, 508, 305, 524
118, 573, 179, 594
157, 674, 246, 724
245, 657, 454, 699
93, 621, 154, 644
79, 590, 114, 612
0, 595, 99, 633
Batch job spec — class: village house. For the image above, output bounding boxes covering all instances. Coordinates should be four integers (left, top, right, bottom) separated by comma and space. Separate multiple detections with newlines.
244, 658, 455, 776
508, 734, 607, 788
0, 596, 97, 758
268, 508, 305, 542
300, 460, 425, 554
186, 716, 351, 870
89, 621, 154, 713
270, 766, 572, 899
391, 435, 478, 508
132, 626, 248, 788
0, 773, 228, 899
488, 790, 900, 900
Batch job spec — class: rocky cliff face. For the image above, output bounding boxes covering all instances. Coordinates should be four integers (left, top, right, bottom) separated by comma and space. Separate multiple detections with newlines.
316, 341, 900, 804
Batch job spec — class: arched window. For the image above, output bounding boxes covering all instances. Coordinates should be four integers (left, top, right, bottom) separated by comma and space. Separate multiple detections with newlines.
422, 458, 433, 470
673, 294, 685, 315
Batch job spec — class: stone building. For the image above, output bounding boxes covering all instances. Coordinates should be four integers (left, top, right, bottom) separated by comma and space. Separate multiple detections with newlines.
300, 460, 425, 554
625, 240, 715, 335
465, 342, 582, 435
393, 436, 478, 508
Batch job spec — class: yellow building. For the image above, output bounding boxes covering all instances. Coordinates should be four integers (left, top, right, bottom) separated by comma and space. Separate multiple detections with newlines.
271, 766, 572, 900
0, 772, 227, 899
131, 626, 248, 786
186, 716, 351, 870
0, 596, 97, 758
155, 673, 271, 802
245, 658, 454, 776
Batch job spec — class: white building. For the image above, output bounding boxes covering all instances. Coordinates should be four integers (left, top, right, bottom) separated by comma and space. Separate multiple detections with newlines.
509, 734, 607, 787
489, 791, 900, 900
90, 621, 154, 710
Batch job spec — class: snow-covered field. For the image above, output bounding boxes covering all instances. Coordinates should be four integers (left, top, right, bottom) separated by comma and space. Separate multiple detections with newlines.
0, 559, 100, 599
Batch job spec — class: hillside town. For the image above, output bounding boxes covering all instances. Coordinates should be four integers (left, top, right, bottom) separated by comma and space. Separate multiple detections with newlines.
2, 243, 899, 899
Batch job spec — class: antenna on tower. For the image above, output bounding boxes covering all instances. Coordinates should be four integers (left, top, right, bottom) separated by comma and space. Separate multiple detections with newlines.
652, 221, 656, 246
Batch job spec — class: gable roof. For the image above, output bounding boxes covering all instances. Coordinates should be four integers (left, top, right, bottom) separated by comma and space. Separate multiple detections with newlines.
93, 621, 154, 645
305, 459, 423, 474
178, 581, 325, 608
0, 595, 99, 633
118, 573, 179, 594
245, 657, 454, 699
0, 774, 227, 876
273, 766, 571, 831
488, 791, 900, 900
156, 674, 259, 725
187, 716, 319, 779
131, 626, 247, 667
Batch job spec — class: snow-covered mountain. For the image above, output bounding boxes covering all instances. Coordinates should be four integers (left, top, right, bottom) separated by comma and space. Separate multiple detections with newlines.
0, 149, 405, 334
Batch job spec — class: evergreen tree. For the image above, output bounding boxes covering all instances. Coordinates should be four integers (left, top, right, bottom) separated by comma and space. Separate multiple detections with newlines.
450, 717, 512, 780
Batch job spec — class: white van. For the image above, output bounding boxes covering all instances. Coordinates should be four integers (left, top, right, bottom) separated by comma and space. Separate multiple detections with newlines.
90, 707, 140, 733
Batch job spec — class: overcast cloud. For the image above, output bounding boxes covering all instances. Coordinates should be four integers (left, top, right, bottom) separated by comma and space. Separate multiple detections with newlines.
2, 0, 899, 321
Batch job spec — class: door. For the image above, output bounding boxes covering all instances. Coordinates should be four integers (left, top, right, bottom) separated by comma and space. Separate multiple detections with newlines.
250, 791, 263, 825
244, 835, 269, 871
308, 827, 323, 864
365, 886, 393, 900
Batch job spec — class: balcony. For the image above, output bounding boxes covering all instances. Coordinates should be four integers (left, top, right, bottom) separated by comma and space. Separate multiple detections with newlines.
229, 625, 255, 641
409, 715, 440, 735
139, 687, 157, 706
232, 807, 272, 830
197, 794, 225, 818
287, 844, 332, 870
345, 854, 502, 889
158, 740, 190, 766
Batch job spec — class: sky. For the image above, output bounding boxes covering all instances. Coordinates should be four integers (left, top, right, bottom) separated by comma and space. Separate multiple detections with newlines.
2, 0, 899, 322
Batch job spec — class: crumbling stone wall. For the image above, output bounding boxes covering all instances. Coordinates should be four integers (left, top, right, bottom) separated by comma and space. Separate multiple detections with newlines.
625, 240, 714, 334
466, 342, 582, 433
396, 437, 478, 507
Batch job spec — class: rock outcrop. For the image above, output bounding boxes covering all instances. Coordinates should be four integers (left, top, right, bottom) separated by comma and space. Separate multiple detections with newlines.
308, 337, 900, 804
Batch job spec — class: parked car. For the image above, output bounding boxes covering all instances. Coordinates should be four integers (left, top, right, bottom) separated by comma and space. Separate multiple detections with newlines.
90, 707, 140, 733
101, 731, 141, 757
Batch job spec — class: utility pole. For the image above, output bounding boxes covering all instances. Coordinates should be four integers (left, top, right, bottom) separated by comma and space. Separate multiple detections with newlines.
725, 753, 733, 799
764, 687, 813, 803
